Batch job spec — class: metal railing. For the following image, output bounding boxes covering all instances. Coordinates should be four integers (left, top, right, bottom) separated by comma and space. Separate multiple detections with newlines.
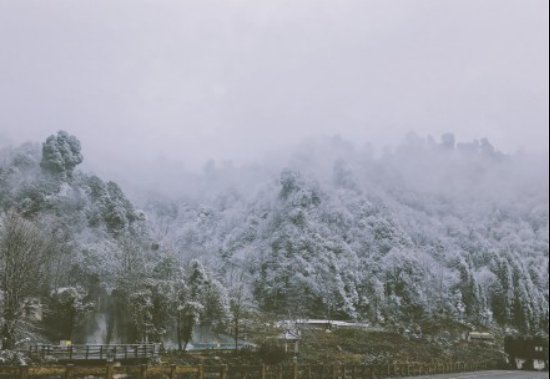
27, 344, 161, 361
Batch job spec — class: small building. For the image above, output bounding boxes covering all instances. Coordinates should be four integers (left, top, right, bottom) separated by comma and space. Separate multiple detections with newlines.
265, 329, 301, 355
467, 332, 494, 342
504, 335, 549, 370
277, 330, 301, 354
275, 319, 369, 331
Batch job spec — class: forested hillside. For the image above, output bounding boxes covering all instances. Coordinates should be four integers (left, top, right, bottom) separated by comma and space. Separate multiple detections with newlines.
0, 131, 547, 350
145, 134, 548, 333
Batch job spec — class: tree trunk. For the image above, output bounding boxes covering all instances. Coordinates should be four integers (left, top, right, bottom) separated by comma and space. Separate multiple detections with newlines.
234, 318, 239, 351
176, 315, 182, 351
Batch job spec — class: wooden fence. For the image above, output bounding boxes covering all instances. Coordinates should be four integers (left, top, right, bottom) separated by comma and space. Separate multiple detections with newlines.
0, 360, 499, 379
223, 360, 500, 379
0, 364, 200, 379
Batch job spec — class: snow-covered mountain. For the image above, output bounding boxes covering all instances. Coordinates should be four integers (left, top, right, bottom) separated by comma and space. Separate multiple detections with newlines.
0, 131, 547, 347
144, 134, 548, 333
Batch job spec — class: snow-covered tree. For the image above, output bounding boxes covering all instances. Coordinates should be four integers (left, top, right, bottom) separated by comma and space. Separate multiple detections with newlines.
46, 286, 94, 341
0, 213, 49, 349
40, 131, 83, 179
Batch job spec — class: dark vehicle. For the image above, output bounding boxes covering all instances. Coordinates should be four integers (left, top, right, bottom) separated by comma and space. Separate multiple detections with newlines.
504, 335, 549, 370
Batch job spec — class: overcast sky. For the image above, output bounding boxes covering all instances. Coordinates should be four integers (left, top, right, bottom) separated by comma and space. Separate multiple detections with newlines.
0, 0, 548, 175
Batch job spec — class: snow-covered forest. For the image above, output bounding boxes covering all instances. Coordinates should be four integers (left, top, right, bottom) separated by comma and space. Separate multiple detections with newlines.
0, 131, 548, 349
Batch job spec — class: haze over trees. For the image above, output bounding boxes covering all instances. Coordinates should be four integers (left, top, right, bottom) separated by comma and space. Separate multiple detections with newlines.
0, 131, 547, 349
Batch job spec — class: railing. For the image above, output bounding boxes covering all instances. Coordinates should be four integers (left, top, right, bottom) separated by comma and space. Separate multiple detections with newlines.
27, 344, 161, 361
0, 360, 500, 379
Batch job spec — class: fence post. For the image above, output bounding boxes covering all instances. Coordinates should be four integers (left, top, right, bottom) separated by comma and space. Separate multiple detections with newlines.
19, 365, 29, 379
105, 363, 113, 379
65, 364, 74, 379
220, 364, 228, 379
197, 364, 204, 379
260, 364, 267, 379
140, 364, 148, 379
170, 364, 176, 379
293, 359, 298, 379
105, 362, 115, 379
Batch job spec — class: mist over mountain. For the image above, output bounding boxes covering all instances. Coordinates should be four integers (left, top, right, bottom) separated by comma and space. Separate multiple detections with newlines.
0, 131, 547, 348
142, 132, 549, 330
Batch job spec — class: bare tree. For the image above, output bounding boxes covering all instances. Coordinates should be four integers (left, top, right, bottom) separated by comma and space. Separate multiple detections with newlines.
229, 284, 245, 350
0, 212, 48, 349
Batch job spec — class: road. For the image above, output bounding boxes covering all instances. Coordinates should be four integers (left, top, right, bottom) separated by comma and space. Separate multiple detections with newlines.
389, 370, 548, 379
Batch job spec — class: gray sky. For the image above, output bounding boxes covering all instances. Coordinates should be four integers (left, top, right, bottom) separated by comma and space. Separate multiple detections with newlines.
0, 0, 548, 174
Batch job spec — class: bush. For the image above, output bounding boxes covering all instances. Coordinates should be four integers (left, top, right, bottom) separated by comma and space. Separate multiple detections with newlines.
257, 342, 287, 365
0, 350, 28, 366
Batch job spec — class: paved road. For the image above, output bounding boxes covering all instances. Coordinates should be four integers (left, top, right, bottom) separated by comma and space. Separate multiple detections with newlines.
389, 370, 548, 379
